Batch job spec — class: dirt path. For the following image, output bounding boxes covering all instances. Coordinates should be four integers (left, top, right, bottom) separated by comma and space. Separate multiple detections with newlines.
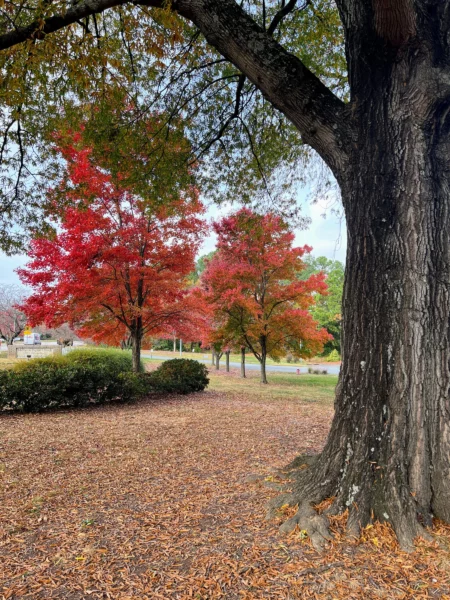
1, 390, 449, 599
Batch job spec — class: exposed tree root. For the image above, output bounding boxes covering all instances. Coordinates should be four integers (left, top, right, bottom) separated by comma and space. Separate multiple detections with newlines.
265, 493, 296, 520
266, 453, 437, 552
279, 501, 333, 550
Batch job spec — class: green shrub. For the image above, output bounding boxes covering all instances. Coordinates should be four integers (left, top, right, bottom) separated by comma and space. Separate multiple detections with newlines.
306, 367, 327, 375
0, 350, 145, 412
147, 359, 209, 394
324, 349, 341, 362
0, 352, 208, 413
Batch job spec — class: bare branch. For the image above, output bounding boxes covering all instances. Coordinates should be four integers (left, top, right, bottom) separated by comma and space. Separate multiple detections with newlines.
196, 73, 245, 158
267, 0, 305, 36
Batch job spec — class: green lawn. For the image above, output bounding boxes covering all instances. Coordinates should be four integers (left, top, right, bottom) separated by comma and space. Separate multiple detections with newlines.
143, 349, 337, 367
143, 356, 337, 406
207, 369, 338, 405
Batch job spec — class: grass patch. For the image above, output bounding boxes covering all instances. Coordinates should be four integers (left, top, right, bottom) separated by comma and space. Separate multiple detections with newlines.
143, 358, 337, 405
208, 370, 337, 405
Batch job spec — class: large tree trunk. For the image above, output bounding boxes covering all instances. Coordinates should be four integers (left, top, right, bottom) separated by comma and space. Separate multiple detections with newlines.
269, 42, 450, 550
225, 350, 230, 372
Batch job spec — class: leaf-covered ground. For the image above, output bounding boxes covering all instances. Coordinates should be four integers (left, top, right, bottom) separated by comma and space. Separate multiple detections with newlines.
1, 369, 449, 599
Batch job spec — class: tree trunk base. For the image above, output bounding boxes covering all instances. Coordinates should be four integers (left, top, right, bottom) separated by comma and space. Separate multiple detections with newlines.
266, 453, 436, 552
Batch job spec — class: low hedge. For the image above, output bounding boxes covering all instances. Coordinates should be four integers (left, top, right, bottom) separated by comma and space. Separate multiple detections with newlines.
0, 350, 144, 412
64, 347, 137, 369
0, 353, 208, 412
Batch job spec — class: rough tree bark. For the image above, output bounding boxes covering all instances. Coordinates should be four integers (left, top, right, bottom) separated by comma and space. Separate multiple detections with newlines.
1, 0, 450, 549
267, 0, 450, 550
225, 350, 230, 372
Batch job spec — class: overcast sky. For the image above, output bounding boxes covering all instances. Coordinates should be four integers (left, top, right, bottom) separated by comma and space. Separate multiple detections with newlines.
0, 194, 347, 288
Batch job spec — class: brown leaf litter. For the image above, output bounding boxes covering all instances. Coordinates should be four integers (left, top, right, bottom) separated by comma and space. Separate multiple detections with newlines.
1, 383, 449, 599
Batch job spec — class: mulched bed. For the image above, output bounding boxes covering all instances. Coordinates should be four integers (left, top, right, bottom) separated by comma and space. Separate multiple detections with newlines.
1, 389, 449, 599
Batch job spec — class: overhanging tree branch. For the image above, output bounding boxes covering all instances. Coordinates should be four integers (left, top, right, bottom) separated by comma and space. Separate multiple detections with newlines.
168, 0, 353, 180
0, 0, 139, 49
0, 0, 353, 181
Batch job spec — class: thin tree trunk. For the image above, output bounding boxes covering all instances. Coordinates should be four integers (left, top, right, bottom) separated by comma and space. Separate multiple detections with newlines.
131, 331, 142, 374
260, 342, 268, 384
226, 350, 230, 372
211, 350, 215, 366
240, 347, 246, 378
260, 359, 268, 384
173, 336, 176, 352
215, 351, 221, 370
260, 355, 269, 383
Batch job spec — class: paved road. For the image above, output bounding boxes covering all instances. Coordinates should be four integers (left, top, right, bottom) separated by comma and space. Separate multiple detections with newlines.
141, 353, 341, 375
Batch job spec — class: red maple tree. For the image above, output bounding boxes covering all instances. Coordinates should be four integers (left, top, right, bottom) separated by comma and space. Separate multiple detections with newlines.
18, 135, 207, 371
200, 208, 331, 383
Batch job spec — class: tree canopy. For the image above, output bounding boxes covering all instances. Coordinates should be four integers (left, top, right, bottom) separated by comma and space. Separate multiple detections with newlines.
0, 0, 343, 252
0, 284, 27, 345
300, 255, 344, 354
200, 208, 330, 383
18, 132, 206, 371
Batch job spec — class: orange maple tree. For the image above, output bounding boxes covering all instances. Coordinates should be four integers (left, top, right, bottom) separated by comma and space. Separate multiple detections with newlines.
200, 208, 331, 383
18, 134, 207, 371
